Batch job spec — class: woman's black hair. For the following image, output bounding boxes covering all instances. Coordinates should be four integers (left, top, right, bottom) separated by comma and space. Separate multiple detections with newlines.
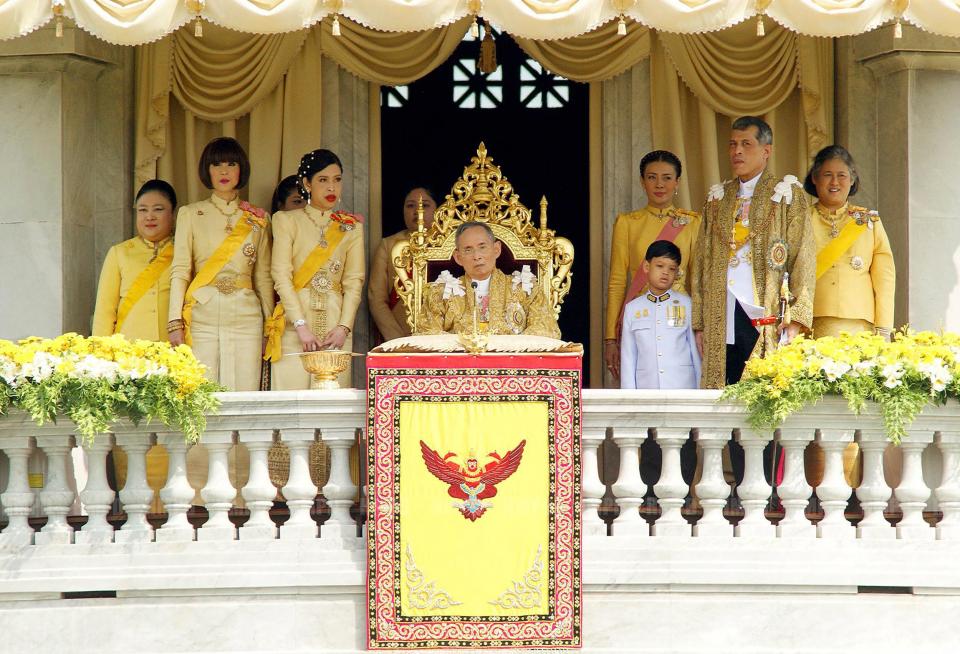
639, 150, 682, 178
198, 137, 250, 189
271, 175, 302, 214
297, 149, 343, 198
135, 179, 178, 209
403, 185, 438, 206
804, 144, 860, 197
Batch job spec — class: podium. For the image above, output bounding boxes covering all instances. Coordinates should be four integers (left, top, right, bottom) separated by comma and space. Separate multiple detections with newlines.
366, 351, 582, 649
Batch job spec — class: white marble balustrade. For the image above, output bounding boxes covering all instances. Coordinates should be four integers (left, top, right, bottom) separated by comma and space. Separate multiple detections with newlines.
0, 390, 366, 547
1, 389, 958, 546
1, 389, 960, 654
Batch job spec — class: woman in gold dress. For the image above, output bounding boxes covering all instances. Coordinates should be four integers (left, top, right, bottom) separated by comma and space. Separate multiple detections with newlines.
167, 137, 273, 391
604, 150, 701, 380
267, 149, 365, 390
93, 180, 177, 340
368, 185, 437, 342
92, 179, 178, 512
805, 145, 897, 488
805, 145, 895, 339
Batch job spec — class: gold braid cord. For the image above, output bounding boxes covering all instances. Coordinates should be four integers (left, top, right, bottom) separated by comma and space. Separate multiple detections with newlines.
391, 143, 574, 333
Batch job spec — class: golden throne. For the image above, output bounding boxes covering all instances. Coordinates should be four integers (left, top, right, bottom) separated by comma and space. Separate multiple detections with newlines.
391, 143, 575, 334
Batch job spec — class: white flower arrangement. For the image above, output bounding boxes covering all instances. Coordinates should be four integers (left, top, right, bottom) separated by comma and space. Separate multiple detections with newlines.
771, 174, 801, 205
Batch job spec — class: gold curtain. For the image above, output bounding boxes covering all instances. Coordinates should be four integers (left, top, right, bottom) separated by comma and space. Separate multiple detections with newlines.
514, 19, 651, 83
135, 17, 472, 206
650, 21, 834, 209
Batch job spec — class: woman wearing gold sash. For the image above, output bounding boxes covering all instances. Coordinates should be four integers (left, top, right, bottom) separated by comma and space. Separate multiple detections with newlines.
604, 151, 701, 380
167, 137, 274, 391
93, 180, 177, 340
93, 179, 177, 513
805, 145, 895, 339
805, 145, 897, 489
267, 149, 365, 390
368, 185, 437, 342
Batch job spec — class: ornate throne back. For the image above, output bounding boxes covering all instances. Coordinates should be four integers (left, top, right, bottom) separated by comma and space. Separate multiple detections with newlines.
391, 143, 574, 335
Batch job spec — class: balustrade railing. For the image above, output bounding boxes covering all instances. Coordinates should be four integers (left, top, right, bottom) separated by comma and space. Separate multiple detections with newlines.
0, 389, 956, 547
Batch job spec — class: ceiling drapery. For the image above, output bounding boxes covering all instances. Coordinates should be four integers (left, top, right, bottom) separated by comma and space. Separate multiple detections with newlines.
2, 0, 959, 44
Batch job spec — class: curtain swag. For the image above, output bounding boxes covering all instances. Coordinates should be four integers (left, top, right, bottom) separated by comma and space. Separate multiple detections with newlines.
3, 0, 960, 44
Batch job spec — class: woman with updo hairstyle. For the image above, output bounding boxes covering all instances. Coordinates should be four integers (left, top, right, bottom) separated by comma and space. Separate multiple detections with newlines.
93, 179, 178, 341
271, 175, 306, 214
265, 148, 365, 390
368, 184, 438, 342
603, 150, 702, 381
167, 136, 274, 391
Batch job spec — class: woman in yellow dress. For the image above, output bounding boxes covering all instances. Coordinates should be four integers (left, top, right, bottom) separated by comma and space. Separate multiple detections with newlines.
368, 185, 437, 342
805, 144, 897, 489
805, 144, 895, 339
604, 150, 701, 380
93, 180, 177, 340
92, 179, 177, 513
267, 149, 365, 389
167, 137, 273, 391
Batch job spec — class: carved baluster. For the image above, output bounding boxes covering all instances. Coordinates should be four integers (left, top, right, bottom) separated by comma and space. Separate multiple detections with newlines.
75, 434, 115, 544
652, 427, 691, 538
34, 432, 77, 545
735, 428, 774, 539
895, 431, 935, 540
610, 429, 649, 538
156, 434, 196, 542
198, 430, 238, 541
241, 430, 278, 541
694, 428, 732, 538
855, 426, 895, 539
280, 428, 319, 540
776, 427, 815, 539
114, 430, 156, 543
320, 427, 361, 547
580, 427, 607, 538
0, 436, 36, 548
816, 428, 855, 539
935, 431, 960, 540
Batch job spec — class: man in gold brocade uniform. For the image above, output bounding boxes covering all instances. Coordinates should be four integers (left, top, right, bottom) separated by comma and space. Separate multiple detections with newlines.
416, 222, 560, 339
691, 116, 817, 389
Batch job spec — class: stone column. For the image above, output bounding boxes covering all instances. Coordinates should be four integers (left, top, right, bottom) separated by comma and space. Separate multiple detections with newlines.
0, 25, 134, 339
837, 26, 960, 331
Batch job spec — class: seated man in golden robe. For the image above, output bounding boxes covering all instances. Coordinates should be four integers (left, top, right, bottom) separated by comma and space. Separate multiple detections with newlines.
416, 222, 561, 339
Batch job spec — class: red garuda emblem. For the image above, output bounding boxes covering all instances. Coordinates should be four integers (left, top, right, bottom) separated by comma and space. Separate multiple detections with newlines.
419, 439, 526, 521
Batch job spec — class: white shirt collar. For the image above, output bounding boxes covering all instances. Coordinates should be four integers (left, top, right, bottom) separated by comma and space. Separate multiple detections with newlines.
738, 170, 764, 199
469, 275, 492, 296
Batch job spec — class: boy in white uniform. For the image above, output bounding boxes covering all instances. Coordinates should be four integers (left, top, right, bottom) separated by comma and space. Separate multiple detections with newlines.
620, 240, 701, 389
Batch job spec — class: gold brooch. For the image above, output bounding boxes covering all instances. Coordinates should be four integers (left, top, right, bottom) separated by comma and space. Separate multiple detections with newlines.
768, 239, 788, 271
850, 255, 865, 271
311, 272, 332, 293
329, 260, 343, 274
242, 243, 256, 257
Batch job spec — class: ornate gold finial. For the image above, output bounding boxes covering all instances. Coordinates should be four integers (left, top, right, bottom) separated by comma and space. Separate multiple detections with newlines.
52, 1, 65, 38
539, 196, 548, 238
186, 0, 204, 37
416, 194, 425, 233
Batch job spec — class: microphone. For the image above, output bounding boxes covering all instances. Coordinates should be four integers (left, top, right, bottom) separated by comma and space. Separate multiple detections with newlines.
471, 281, 479, 334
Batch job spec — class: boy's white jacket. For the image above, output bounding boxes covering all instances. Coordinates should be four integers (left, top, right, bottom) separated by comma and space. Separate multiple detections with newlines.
620, 290, 702, 390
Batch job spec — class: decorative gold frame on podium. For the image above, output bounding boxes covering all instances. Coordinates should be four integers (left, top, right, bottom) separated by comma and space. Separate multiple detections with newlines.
390, 142, 575, 334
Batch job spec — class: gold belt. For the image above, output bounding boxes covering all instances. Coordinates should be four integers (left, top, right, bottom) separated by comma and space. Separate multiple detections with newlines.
210, 274, 253, 295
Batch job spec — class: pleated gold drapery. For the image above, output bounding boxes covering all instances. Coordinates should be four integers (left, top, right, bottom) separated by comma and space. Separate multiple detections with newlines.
650, 20, 834, 208
135, 16, 832, 213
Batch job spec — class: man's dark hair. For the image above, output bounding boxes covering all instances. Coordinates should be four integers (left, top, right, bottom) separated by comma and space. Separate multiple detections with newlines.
731, 116, 773, 146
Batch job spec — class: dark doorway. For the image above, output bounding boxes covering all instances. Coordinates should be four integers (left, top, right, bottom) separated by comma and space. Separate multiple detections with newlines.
380, 27, 591, 377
